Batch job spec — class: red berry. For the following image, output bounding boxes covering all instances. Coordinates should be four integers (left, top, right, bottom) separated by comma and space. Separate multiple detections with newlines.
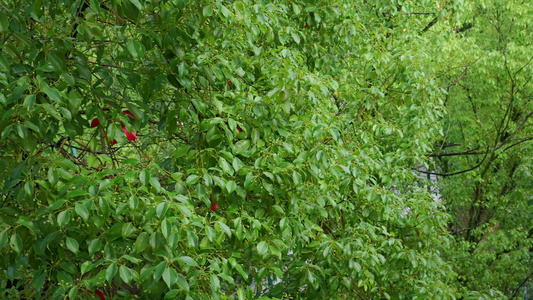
210, 201, 219, 211
90, 118, 100, 128
122, 125, 136, 141
236, 125, 243, 133
305, 22, 309, 28
121, 110, 136, 119
109, 139, 117, 146
85, 288, 105, 300
227, 80, 232, 87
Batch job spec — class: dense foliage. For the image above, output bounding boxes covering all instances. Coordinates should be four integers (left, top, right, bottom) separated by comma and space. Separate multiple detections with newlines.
430, 1, 533, 298
0, 0, 532, 299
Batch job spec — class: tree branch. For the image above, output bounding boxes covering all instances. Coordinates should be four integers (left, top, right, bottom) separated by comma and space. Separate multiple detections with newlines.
439, 66, 469, 89
510, 268, 533, 299
493, 111, 533, 151
416, 147, 490, 177
422, 17, 438, 32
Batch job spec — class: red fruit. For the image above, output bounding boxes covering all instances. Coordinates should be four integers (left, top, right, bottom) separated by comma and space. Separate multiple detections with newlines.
227, 80, 232, 87
90, 118, 100, 128
122, 125, 136, 141
105, 132, 118, 145
236, 125, 243, 133
85, 288, 105, 300
305, 22, 309, 28
210, 201, 219, 211
121, 110, 136, 119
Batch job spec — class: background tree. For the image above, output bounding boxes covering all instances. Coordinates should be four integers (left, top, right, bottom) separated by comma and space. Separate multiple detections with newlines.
429, 0, 533, 298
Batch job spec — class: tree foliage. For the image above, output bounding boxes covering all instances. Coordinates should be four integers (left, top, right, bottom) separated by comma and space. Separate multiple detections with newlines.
0, 0, 532, 299
430, 1, 533, 298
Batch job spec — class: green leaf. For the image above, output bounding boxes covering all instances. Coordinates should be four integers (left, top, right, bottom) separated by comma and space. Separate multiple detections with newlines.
24, 95, 36, 109
17, 217, 37, 234
217, 221, 232, 237
210, 274, 220, 292
140, 170, 150, 186
165, 290, 180, 299
10, 233, 22, 253
235, 264, 248, 280
238, 288, 245, 300
149, 177, 162, 191
203, 5, 213, 17
186, 174, 199, 185
226, 180, 237, 194
68, 189, 88, 198
122, 254, 142, 264
176, 273, 189, 291
129, 0, 143, 11
176, 256, 198, 267
66, 237, 79, 255
119, 265, 132, 285
127, 40, 145, 59
60, 261, 78, 274
156, 202, 168, 218
174, 145, 191, 158
43, 87, 62, 103
244, 173, 254, 190
219, 158, 233, 175
57, 210, 70, 227
48, 168, 59, 186
219, 4, 231, 19
257, 241, 268, 255
81, 261, 93, 275
292, 171, 302, 185
134, 232, 149, 253
88, 238, 102, 255
68, 286, 78, 299
106, 263, 117, 283
0, 230, 8, 251
153, 261, 167, 281
121, 222, 136, 238
0, 12, 9, 33
292, 4, 301, 15
234, 140, 250, 154
124, 158, 140, 165
291, 32, 300, 44
74, 203, 89, 221
160, 218, 171, 239
163, 267, 177, 289
177, 205, 192, 217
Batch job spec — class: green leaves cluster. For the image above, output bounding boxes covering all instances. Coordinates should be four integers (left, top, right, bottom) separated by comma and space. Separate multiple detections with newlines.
0, 0, 474, 299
